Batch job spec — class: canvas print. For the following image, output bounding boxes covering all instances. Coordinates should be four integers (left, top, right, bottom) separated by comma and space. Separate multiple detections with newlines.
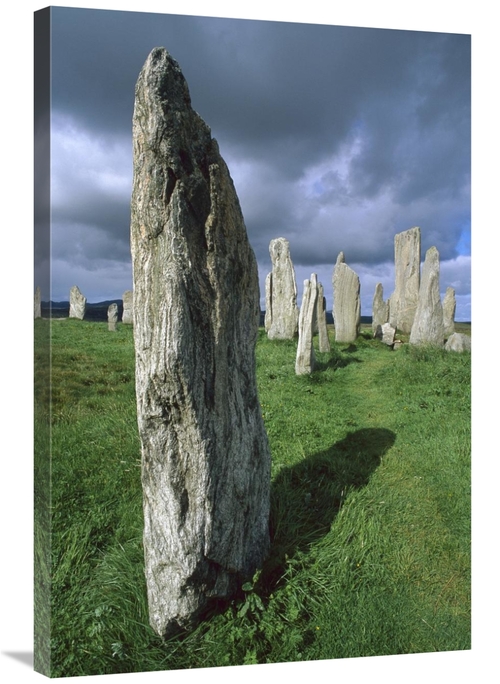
34, 6, 471, 678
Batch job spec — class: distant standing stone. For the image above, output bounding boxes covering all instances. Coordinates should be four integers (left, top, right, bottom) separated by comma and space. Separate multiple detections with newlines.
122, 290, 134, 324
69, 285, 86, 320
442, 287, 456, 338
374, 322, 396, 346
389, 227, 421, 334
317, 282, 331, 353
107, 303, 118, 331
332, 252, 361, 343
264, 272, 272, 333
445, 332, 471, 353
409, 246, 444, 347
130, 48, 271, 637
266, 237, 299, 340
34, 286, 42, 319
295, 275, 318, 375
372, 283, 389, 336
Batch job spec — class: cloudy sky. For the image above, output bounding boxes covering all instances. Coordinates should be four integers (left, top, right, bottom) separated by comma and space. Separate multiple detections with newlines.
38, 5, 471, 319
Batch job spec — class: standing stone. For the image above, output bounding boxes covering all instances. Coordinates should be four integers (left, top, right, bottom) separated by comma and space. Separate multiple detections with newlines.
317, 282, 331, 353
130, 48, 271, 637
295, 275, 318, 375
122, 290, 134, 324
409, 246, 444, 347
69, 285, 86, 320
34, 286, 42, 319
107, 303, 118, 331
389, 227, 421, 334
264, 272, 272, 333
372, 283, 389, 336
374, 322, 396, 346
445, 332, 471, 353
266, 237, 299, 340
332, 252, 361, 343
442, 287, 456, 338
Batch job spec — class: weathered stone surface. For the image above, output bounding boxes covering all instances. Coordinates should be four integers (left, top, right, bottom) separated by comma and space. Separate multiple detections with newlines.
130, 47, 271, 637
443, 287, 456, 338
296, 275, 318, 375
374, 322, 396, 346
107, 303, 118, 331
266, 237, 299, 340
264, 272, 272, 333
122, 290, 134, 324
34, 286, 42, 319
393, 340, 404, 350
69, 285, 86, 320
389, 227, 421, 334
317, 282, 331, 353
332, 252, 361, 343
409, 246, 444, 347
372, 283, 389, 335
445, 332, 471, 353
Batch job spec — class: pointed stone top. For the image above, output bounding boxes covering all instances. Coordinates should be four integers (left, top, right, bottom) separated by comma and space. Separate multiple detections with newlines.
336, 251, 345, 265
425, 245, 439, 262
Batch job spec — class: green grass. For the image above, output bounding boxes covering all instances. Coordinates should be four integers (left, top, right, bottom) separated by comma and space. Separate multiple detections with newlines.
34, 318, 471, 676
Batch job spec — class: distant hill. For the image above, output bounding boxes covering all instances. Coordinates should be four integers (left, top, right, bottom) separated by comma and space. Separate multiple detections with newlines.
43, 300, 123, 322
46, 305, 374, 325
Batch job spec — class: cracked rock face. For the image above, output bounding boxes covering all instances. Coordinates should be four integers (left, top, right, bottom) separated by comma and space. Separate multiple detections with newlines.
389, 227, 421, 334
332, 252, 361, 343
266, 237, 299, 340
69, 285, 86, 320
130, 48, 271, 638
409, 246, 444, 347
295, 275, 318, 375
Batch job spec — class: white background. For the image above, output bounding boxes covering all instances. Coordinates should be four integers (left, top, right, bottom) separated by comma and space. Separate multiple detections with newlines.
1, 1, 496, 682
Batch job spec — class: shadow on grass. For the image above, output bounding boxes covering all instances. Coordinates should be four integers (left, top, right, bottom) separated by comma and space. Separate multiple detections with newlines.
259, 427, 396, 593
313, 347, 362, 373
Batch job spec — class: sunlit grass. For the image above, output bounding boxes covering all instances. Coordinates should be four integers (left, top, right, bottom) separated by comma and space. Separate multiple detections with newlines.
34, 318, 471, 675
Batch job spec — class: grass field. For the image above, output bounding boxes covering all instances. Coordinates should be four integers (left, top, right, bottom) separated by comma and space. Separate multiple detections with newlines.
34, 318, 471, 677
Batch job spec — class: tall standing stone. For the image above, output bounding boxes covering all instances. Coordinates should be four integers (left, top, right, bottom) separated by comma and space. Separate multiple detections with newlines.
264, 272, 272, 333
130, 48, 271, 637
389, 226, 421, 334
266, 237, 299, 340
122, 290, 134, 324
107, 303, 118, 331
332, 252, 361, 343
442, 287, 456, 338
409, 246, 444, 347
69, 285, 86, 320
317, 282, 331, 353
295, 275, 318, 375
372, 282, 389, 337
34, 286, 42, 319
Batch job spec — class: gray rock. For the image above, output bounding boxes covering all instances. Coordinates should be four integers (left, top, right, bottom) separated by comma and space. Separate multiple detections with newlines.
107, 303, 118, 331
264, 272, 272, 333
443, 287, 456, 338
445, 332, 471, 353
409, 246, 444, 347
122, 290, 134, 324
130, 48, 271, 637
34, 286, 42, 319
69, 285, 86, 320
374, 322, 396, 346
295, 275, 318, 375
393, 340, 404, 350
317, 282, 331, 353
372, 283, 389, 335
389, 227, 421, 334
266, 237, 299, 340
332, 252, 361, 343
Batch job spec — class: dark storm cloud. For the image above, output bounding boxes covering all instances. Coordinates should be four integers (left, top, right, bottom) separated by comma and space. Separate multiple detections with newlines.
47, 7, 470, 316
